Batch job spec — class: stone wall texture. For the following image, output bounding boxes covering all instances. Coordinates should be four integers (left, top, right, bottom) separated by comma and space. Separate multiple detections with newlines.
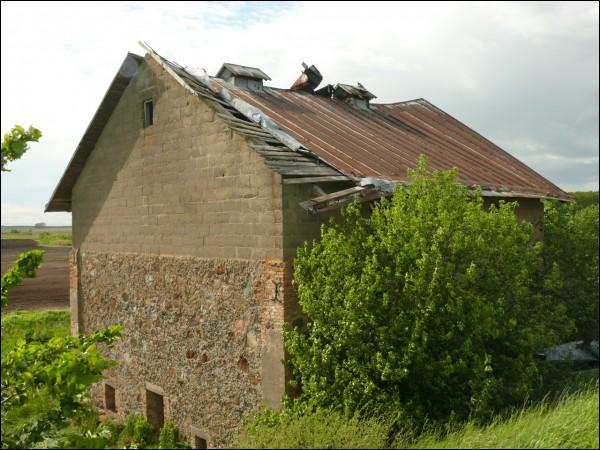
79, 252, 284, 448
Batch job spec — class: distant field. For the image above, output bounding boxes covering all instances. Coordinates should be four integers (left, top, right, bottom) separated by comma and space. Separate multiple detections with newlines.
1, 225, 71, 233
1, 226, 71, 247
1, 239, 70, 312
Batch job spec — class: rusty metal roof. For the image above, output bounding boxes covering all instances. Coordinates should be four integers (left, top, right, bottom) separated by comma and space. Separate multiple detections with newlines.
211, 82, 570, 201
46, 46, 571, 214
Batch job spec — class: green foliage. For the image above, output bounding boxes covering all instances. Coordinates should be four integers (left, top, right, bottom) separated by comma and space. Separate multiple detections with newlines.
1, 324, 122, 448
1, 325, 122, 413
542, 201, 599, 342
1, 249, 44, 307
569, 191, 599, 209
158, 420, 189, 449
235, 405, 391, 449
399, 381, 599, 449
118, 414, 157, 448
1, 310, 70, 358
234, 382, 598, 449
285, 157, 556, 425
1, 124, 42, 171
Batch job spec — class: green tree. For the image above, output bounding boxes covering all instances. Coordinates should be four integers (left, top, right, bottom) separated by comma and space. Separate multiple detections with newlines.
284, 158, 557, 425
1, 125, 42, 172
542, 201, 599, 343
1, 124, 45, 307
1, 125, 122, 448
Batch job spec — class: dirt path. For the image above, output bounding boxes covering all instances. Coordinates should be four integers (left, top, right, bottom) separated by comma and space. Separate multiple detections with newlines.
1, 239, 69, 312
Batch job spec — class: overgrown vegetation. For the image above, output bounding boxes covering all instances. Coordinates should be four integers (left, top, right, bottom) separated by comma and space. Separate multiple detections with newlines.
542, 200, 599, 343
1, 310, 70, 358
569, 191, 599, 208
284, 158, 565, 425
236, 382, 598, 449
1, 125, 123, 449
235, 406, 391, 449
404, 381, 599, 449
1, 311, 189, 449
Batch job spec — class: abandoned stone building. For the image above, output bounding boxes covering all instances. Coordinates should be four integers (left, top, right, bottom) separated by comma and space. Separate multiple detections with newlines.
46, 44, 571, 448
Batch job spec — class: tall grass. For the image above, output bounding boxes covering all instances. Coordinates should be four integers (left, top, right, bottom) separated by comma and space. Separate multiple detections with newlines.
235, 381, 599, 449
234, 408, 391, 449
403, 381, 599, 449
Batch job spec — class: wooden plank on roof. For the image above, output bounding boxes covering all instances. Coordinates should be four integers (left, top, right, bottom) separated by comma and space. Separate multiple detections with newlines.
265, 161, 321, 168
263, 155, 317, 162
270, 166, 340, 176
283, 176, 350, 184
308, 186, 365, 203
250, 144, 289, 152
224, 120, 264, 133
231, 127, 273, 138
255, 150, 302, 157
217, 113, 256, 126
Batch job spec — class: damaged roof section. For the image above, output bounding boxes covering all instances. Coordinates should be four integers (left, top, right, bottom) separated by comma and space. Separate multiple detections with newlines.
216, 62, 271, 81
220, 82, 571, 201
45, 43, 572, 213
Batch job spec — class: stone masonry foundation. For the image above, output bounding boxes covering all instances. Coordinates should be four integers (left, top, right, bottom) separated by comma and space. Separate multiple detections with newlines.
74, 251, 285, 448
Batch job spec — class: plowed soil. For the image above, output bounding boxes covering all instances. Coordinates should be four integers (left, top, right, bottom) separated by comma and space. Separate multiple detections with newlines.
1, 239, 69, 312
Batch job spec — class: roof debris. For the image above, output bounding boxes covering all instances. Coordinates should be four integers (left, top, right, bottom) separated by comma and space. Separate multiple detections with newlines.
291, 62, 323, 92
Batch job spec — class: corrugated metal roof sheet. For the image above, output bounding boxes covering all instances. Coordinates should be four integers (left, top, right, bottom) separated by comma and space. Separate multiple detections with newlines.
211, 81, 570, 201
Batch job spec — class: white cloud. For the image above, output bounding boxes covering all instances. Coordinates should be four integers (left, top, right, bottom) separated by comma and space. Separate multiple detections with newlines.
1, 1, 598, 224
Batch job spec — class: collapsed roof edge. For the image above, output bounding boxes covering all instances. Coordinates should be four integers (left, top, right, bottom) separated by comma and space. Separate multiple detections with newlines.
139, 41, 310, 155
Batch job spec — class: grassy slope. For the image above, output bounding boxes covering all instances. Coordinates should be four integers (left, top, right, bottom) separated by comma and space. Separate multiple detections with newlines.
1, 309, 70, 357
236, 383, 599, 449
404, 384, 599, 449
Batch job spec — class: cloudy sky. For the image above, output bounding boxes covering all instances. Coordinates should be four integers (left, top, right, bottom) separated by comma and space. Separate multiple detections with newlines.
1, 1, 598, 225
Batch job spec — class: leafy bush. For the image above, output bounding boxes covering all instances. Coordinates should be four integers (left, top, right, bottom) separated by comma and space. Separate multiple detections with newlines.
1, 249, 44, 307
158, 420, 189, 448
542, 201, 599, 343
118, 414, 157, 448
235, 405, 391, 449
569, 191, 599, 208
285, 158, 558, 425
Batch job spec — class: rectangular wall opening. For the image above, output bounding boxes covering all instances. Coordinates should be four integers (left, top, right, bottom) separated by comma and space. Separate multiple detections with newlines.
145, 389, 164, 429
143, 99, 153, 128
193, 435, 208, 449
104, 383, 116, 412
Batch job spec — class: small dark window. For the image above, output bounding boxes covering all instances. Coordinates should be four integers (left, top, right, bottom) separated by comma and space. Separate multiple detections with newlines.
193, 435, 208, 449
143, 100, 153, 128
146, 389, 164, 429
104, 384, 116, 412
